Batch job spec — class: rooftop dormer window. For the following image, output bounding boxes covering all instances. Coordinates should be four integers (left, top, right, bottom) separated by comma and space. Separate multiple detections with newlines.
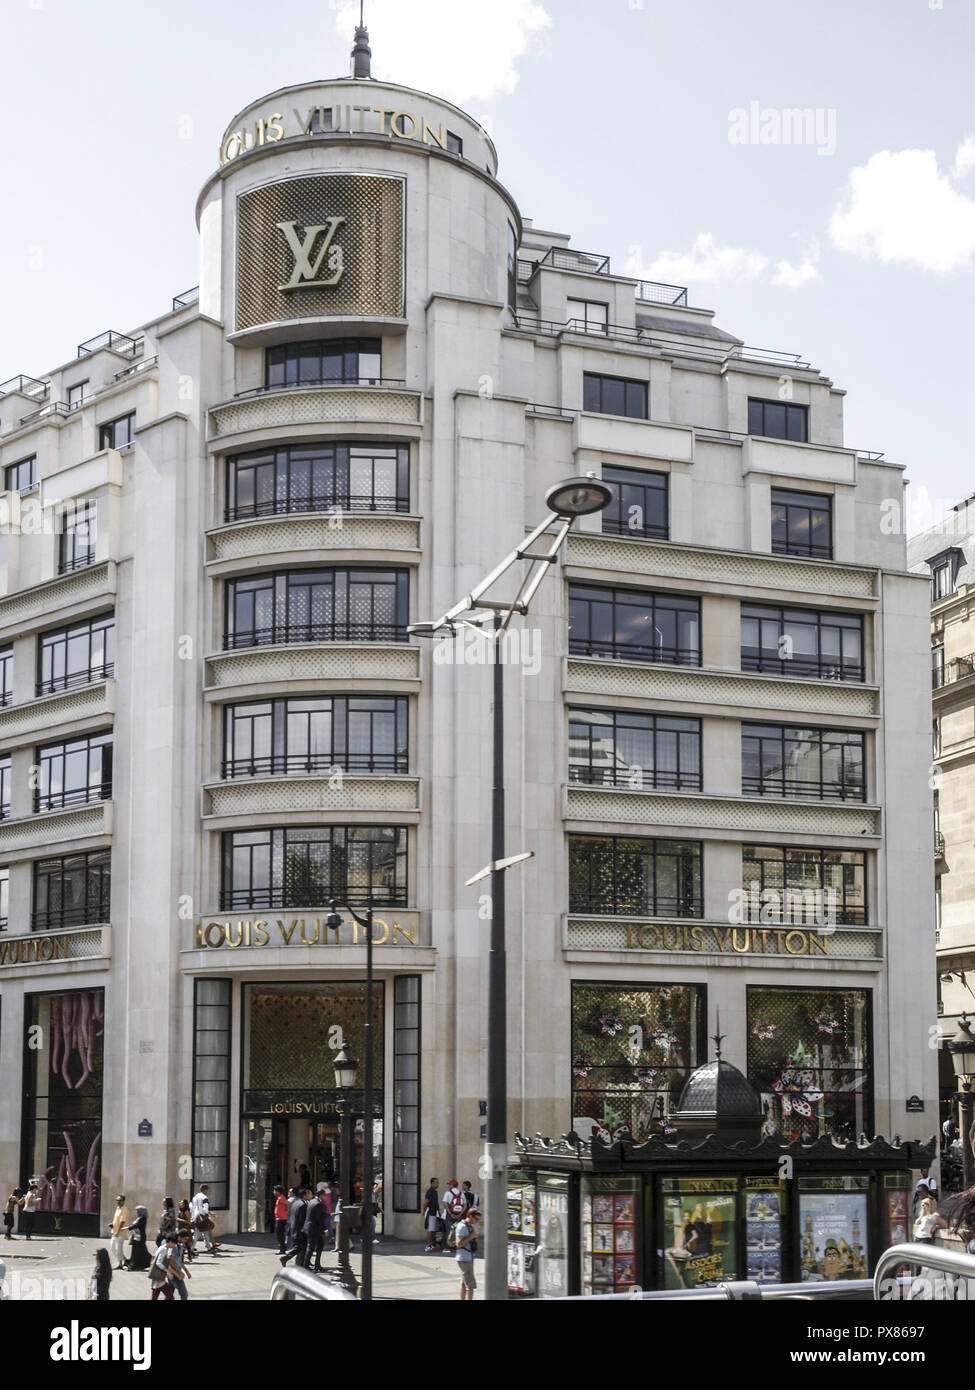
927, 547, 963, 602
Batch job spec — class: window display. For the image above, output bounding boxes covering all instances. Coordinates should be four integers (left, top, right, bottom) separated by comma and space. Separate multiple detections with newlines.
744, 1179, 786, 1283
798, 1178, 869, 1281
506, 1171, 536, 1297
662, 1178, 738, 1289
581, 1179, 641, 1294
535, 1174, 571, 1298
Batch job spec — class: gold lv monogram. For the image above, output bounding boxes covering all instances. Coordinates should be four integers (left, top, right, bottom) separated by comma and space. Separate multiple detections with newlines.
276, 217, 346, 290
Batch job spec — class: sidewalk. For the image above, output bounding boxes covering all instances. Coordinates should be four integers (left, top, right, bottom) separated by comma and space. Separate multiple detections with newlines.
0, 1232, 474, 1301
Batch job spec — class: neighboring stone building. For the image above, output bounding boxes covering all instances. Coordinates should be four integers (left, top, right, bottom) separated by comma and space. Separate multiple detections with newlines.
0, 34, 937, 1257
909, 500, 975, 1127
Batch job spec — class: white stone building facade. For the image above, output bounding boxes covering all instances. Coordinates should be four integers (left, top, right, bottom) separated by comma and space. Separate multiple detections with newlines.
0, 62, 938, 1245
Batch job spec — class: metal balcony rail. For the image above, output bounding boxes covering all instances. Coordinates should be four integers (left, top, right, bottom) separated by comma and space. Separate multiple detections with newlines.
733, 345, 811, 368
233, 376, 407, 399
269, 1266, 357, 1301
602, 516, 669, 542
0, 917, 7, 934
635, 279, 689, 307
936, 830, 946, 856
224, 492, 410, 523
537, 245, 611, 275
36, 662, 115, 698
513, 314, 648, 344
568, 764, 703, 792
77, 330, 139, 359
34, 782, 112, 814
942, 653, 975, 686
741, 774, 865, 802
0, 693, 11, 709
58, 552, 99, 576
223, 621, 409, 651
222, 752, 407, 778
220, 887, 407, 912
18, 401, 70, 426
554, 1277, 880, 1301
569, 636, 701, 667
31, 903, 111, 933
0, 375, 47, 400
517, 258, 538, 282
172, 286, 200, 311
113, 354, 157, 382
874, 1242, 975, 1298
0, 801, 9, 821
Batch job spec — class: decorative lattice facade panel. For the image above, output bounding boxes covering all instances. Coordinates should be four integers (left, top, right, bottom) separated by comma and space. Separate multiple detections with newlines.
564, 788, 879, 836
210, 387, 421, 439
0, 802, 111, 853
565, 918, 883, 959
0, 681, 113, 745
210, 515, 420, 562
565, 533, 876, 599
0, 562, 114, 633
207, 643, 420, 687
206, 776, 419, 817
565, 659, 878, 715
0, 927, 109, 971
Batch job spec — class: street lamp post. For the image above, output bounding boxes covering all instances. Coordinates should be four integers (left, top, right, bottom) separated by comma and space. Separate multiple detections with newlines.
326, 902, 376, 1302
331, 1043, 358, 1293
409, 473, 612, 1302
948, 1014, 975, 1191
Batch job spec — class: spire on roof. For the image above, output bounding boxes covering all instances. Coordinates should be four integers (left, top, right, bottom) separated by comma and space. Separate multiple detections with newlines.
352, 3, 372, 80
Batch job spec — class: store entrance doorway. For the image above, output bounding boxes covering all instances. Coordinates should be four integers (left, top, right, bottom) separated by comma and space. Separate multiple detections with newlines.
240, 1114, 380, 1233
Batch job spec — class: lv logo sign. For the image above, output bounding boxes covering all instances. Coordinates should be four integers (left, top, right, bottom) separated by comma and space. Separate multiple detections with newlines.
276, 217, 346, 290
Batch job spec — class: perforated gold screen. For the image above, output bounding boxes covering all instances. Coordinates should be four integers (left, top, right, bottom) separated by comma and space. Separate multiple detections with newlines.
236, 174, 405, 330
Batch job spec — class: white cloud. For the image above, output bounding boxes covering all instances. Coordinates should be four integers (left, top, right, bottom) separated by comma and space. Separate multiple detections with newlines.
771, 239, 821, 289
953, 135, 975, 179
829, 148, 975, 272
332, 0, 551, 105
624, 234, 768, 286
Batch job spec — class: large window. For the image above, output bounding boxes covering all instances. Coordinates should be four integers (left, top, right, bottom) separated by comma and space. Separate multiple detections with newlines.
741, 845, 867, 926
601, 466, 668, 541
98, 413, 134, 450
225, 569, 409, 649
0, 648, 11, 707
0, 868, 7, 930
569, 585, 700, 665
747, 398, 808, 442
226, 443, 409, 521
747, 986, 871, 1142
569, 709, 701, 790
0, 759, 8, 819
58, 502, 97, 573
35, 732, 113, 812
221, 825, 407, 909
5, 456, 36, 493
571, 982, 706, 1140
771, 488, 831, 559
265, 338, 382, 388
32, 850, 111, 931
583, 373, 647, 419
741, 724, 864, 801
569, 834, 703, 917
192, 979, 231, 1210
740, 603, 864, 682
567, 299, 609, 334
393, 975, 421, 1212
224, 695, 407, 777
37, 614, 115, 695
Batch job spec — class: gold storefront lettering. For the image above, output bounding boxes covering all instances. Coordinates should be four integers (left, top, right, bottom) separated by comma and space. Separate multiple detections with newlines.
621, 924, 832, 956
195, 917, 419, 948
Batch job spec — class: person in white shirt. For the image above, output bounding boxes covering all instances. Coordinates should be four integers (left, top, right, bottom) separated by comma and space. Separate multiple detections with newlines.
189, 1185, 218, 1253
109, 1195, 130, 1269
21, 1182, 40, 1240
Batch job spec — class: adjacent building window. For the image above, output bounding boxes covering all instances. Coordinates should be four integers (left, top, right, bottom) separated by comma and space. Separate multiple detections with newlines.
747, 986, 871, 1141
226, 443, 409, 521
506, 222, 517, 312
393, 975, 421, 1212
740, 603, 864, 682
225, 569, 409, 649
192, 979, 231, 1210
932, 643, 945, 689
567, 299, 609, 334
0, 648, 12, 707
741, 724, 865, 801
37, 613, 115, 695
221, 825, 407, 909
35, 732, 113, 812
66, 381, 88, 410
747, 398, 808, 442
601, 466, 668, 540
5, 456, 36, 493
571, 982, 706, 1141
97, 413, 134, 450
568, 834, 703, 917
569, 709, 701, 790
770, 488, 832, 559
223, 695, 407, 777
932, 559, 953, 600
0, 757, 10, 819
740, 845, 867, 925
445, 130, 463, 154
265, 338, 381, 388
0, 868, 8, 931
58, 501, 97, 573
582, 373, 647, 419
569, 585, 700, 665
32, 849, 111, 930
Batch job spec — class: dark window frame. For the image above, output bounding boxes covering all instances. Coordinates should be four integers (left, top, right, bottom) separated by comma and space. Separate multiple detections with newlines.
5, 456, 36, 493
225, 442, 409, 521
32, 849, 111, 931
568, 833, 704, 918
771, 487, 832, 560
98, 413, 135, 451
582, 372, 648, 419
0, 648, 12, 708
34, 730, 113, 812
36, 613, 115, 696
0, 756, 10, 820
392, 975, 421, 1212
747, 397, 808, 442
741, 844, 867, 925
223, 695, 408, 777
601, 466, 668, 541
567, 299, 609, 334
740, 602, 864, 683
569, 584, 701, 666
58, 500, 97, 574
221, 825, 408, 910
445, 130, 463, 155
66, 381, 88, 410
265, 338, 382, 389
741, 723, 865, 802
192, 978, 231, 1211
568, 708, 702, 790
225, 569, 409, 650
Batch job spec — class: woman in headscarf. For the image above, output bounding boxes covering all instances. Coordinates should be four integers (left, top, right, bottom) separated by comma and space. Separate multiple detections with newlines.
124, 1204, 151, 1270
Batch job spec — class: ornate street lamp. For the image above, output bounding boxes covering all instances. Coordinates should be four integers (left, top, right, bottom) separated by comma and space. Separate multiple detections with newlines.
330, 1041, 359, 1294
947, 1014, 975, 1190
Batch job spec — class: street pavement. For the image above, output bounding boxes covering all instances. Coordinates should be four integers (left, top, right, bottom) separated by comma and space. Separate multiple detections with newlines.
0, 1231, 471, 1301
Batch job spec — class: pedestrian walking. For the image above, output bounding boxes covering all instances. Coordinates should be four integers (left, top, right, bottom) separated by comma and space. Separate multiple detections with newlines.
454, 1208, 480, 1301
371, 1177, 383, 1244
21, 1181, 40, 1240
423, 1177, 441, 1251
148, 1236, 176, 1300
176, 1198, 195, 1257
301, 1184, 329, 1272
110, 1194, 130, 1268
3, 1188, 24, 1240
89, 1248, 112, 1301
273, 1185, 289, 1253
166, 1233, 192, 1301
190, 1184, 218, 1253
443, 1178, 465, 1247
157, 1196, 177, 1247
281, 1188, 310, 1267
125, 1205, 151, 1270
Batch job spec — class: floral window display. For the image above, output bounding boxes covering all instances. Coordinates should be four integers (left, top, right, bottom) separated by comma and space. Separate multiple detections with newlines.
746, 987, 871, 1141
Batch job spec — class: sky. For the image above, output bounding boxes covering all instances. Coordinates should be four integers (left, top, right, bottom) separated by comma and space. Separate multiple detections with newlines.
2, 0, 972, 528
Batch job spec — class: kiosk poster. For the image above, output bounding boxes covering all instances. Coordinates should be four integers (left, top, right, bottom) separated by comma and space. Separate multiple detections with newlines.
745, 1188, 783, 1284
535, 1188, 569, 1298
799, 1192, 868, 1281
663, 1189, 737, 1289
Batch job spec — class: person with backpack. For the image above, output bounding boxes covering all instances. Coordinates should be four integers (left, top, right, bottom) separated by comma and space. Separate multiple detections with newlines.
442, 1178, 466, 1246
148, 1235, 177, 1300
190, 1184, 218, 1253
453, 1208, 480, 1301
461, 1181, 480, 1213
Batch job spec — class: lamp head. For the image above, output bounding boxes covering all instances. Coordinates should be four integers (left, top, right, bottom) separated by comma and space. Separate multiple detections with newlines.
332, 1044, 359, 1090
545, 474, 613, 518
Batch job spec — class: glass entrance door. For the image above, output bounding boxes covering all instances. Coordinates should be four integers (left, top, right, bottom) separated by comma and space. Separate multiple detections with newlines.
240, 1117, 288, 1233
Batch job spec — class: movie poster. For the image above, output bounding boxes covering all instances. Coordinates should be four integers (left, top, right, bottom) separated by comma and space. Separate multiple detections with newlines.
799, 1191, 868, 1281
745, 1188, 783, 1284
663, 1183, 737, 1289
536, 1186, 569, 1298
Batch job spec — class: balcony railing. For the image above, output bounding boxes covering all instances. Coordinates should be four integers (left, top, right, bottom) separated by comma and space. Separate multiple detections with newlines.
77, 330, 139, 359
31, 900, 111, 932
536, 246, 611, 275
937, 654, 975, 688
224, 492, 410, 524
58, 551, 99, 576
634, 279, 689, 306
568, 765, 702, 792
742, 775, 865, 802
113, 355, 157, 383
569, 637, 701, 667
34, 782, 112, 814
0, 375, 47, 400
222, 752, 407, 778
172, 286, 200, 311
36, 662, 115, 698
234, 377, 406, 400
219, 886, 407, 911
936, 831, 946, 857
224, 621, 408, 651
18, 401, 69, 426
